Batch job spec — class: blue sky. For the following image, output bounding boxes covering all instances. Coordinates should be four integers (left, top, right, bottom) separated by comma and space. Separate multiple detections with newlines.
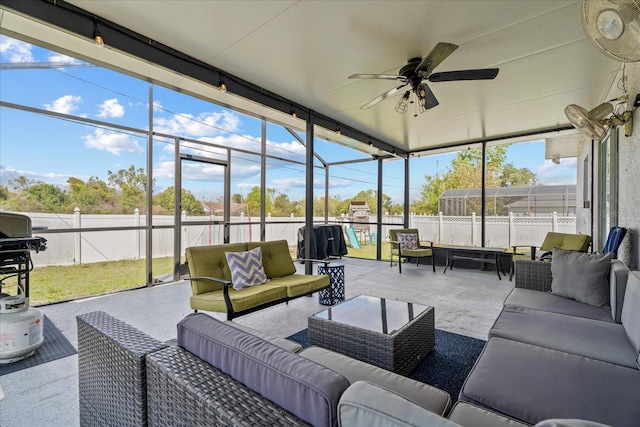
0, 35, 576, 207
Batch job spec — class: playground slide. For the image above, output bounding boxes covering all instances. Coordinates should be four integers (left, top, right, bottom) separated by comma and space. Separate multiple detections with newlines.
345, 227, 361, 249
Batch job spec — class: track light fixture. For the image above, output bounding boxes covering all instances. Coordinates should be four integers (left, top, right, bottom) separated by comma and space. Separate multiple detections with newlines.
335, 123, 341, 135
218, 76, 227, 93
93, 21, 104, 47
290, 106, 297, 118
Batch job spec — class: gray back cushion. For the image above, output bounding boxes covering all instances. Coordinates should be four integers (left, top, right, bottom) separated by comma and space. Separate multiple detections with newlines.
609, 260, 629, 323
621, 271, 640, 368
177, 313, 349, 427
551, 248, 613, 307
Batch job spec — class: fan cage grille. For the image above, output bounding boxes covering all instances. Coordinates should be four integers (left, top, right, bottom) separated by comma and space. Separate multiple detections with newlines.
581, 0, 640, 62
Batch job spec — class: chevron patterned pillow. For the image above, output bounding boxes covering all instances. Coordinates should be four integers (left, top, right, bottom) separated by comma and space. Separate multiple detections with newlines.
225, 247, 270, 290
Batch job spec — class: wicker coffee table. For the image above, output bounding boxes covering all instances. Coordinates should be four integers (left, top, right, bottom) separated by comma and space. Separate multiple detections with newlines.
308, 295, 434, 375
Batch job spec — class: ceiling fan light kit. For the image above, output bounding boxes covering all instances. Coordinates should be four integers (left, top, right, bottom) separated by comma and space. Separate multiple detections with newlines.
349, 42, 499, 115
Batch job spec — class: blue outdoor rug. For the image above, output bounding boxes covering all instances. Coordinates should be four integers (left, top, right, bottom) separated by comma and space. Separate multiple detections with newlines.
286, 328, 485, 402
0, 315, 77, 376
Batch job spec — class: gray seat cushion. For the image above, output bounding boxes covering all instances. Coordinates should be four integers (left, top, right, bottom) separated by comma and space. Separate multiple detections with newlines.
459, 337, 640, 427
490, 306, 637, 368
448, 401, 529, 427
504, 288, 613, 322
177, 313, 349, 427
338, 381, 459, 427
300, 346, 452, 416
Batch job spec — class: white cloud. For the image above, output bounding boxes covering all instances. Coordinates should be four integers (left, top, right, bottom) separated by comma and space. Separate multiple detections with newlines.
0, 36, 34, 62
0, 165, 76, 187
47, 53, 82, 66
269, 177, 353, 192
153, 160, 260, 182
536, 158, 577, 185
44, 95, 82, 114
154, 110, 240, 137
97, 98, 125, 118
83, 128, 144, 155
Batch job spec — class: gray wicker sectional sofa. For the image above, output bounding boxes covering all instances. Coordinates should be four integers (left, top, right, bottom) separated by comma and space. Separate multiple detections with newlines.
78, 310, 531, 427
459, 254, 640, 427
77, 250, 638, 426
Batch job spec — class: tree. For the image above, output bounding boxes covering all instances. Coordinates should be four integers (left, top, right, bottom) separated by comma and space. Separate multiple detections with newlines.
243, 186, 274, 216
411, 146, 538, 214
499, 163, 537, 187
152, 186, 204, 215
26, 182, 69, 213
67, 176, 118, 213
272, 193, 304, 216
0, 185, 9, 202
107, 165, 151, 213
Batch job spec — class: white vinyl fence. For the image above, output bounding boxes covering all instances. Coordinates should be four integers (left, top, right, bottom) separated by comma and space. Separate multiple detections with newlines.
7, 210, 576, 267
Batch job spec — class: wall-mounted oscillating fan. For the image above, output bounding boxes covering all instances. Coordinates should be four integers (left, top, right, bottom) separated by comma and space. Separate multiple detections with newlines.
581, 0, 640, 62
565, 94, 640, 141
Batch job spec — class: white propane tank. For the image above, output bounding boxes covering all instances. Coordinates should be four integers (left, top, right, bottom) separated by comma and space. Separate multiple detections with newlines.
0, 295, 44, 364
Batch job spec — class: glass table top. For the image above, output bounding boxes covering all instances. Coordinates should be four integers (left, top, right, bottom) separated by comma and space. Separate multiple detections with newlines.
312, 295, 431, 335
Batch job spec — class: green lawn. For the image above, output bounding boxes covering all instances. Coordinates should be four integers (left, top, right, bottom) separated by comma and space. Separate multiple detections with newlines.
13, 257, 174, 306
345, 241, 392, 261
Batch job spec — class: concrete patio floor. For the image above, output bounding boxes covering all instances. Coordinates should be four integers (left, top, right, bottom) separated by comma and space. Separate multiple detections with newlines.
0, 257, 514, 427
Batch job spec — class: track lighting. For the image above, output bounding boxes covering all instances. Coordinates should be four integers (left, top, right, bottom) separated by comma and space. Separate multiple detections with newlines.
335, 123, 341, 135
218, 77, 227, 93
290, 106, 297, 118
93, 22, 104, 47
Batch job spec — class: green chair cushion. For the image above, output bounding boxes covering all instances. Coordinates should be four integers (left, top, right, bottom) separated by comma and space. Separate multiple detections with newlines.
190, 284, 287, 313
270, 274, 330, 298
539, 232, 591, 252
400, 248, 433, 257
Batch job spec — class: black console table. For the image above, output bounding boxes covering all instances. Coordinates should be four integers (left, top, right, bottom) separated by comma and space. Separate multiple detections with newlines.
442, 246, 506, 280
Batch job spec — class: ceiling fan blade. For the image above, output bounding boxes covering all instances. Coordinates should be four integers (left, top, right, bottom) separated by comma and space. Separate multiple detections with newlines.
349, 73, 408, 82
361, 83, 407, 109
415, 42, 458, 76
428, 68, 499, 82
418, 83, 439, 110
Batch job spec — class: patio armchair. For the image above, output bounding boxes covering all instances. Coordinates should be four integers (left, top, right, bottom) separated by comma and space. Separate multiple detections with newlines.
389, 228, 435, 273
508, 231, 592, 281
601, 226, 627, 258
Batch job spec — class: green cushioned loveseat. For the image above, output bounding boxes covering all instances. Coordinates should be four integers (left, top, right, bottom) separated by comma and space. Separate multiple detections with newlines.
186, 239, 330, 320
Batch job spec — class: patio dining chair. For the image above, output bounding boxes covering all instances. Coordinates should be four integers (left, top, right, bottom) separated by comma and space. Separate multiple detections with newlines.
389, 228, 435, 273
508, 231, 592, 281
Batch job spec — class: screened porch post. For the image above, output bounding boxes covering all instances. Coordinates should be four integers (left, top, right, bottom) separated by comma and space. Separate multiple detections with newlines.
305, 115, 315, 275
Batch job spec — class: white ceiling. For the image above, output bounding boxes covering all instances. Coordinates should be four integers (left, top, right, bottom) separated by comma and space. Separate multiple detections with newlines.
4, 0, 624, 155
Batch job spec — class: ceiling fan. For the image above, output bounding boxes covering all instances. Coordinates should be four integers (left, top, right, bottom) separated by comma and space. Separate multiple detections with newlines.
349, 42, 499, 116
